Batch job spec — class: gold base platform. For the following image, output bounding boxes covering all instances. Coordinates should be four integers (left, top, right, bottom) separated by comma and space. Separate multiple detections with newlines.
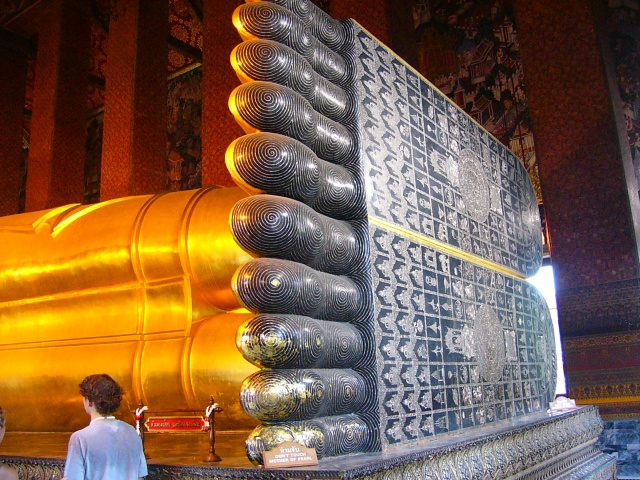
0, 407, 618, 479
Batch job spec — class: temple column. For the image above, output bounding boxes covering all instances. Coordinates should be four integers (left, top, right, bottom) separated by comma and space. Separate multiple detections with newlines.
100, 0, 169, 200
514, 0, 640, 417
0, 31, 28, 216
201, 0, 244, 188
25, 0, 90, 212
330, 0, 418, 69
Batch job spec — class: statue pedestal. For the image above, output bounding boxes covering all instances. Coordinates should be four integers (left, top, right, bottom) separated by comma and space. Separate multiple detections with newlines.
0, 406, 616, 479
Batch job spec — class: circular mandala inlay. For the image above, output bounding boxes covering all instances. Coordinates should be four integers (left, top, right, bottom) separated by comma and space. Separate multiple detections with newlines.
459, 148, 490, 223
474, 304, 506, 382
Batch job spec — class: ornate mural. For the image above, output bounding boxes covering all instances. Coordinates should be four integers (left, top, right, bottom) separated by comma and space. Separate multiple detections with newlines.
413, 1, 540, 201
608, 5, 640, 203
167, 66, 203, 191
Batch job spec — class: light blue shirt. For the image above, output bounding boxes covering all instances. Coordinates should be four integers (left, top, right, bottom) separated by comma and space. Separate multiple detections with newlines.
63, 418, 147, 480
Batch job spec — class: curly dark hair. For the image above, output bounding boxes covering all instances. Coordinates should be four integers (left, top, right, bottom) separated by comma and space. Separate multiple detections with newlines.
79, 374, 123, 415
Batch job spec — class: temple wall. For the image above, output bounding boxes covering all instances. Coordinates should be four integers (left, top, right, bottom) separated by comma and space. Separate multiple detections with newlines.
513, 0, 640, 423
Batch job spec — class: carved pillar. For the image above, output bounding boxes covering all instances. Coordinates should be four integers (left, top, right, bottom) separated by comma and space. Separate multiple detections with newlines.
100, 0, 169, 200
514, 0, 640, 416
25, 0, 90, 212
330, 0, 418, 69
0, 30, 28, 216
201, 0, 243, 188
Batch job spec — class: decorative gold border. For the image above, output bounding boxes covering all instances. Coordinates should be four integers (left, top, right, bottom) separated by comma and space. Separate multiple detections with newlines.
144, 415, 205, 433
570, 383, 640, 402
563, 331, 640, 348
600, 412, 640, 419
167, 62, 202, 81
368, 216, 526, 280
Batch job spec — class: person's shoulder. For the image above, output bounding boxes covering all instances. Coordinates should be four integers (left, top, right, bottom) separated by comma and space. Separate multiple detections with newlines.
115, 419, 138, 433
68, 424, 92, 444
72, 422, 95, 435
0, 465, 19, 480
115, 419, 134, 427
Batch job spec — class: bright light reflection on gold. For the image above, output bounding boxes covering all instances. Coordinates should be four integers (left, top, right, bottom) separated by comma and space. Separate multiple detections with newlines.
0, 187, 259, 432
225, 137, 265, 196
228, 87, 261, 135
232, 6, 258, 42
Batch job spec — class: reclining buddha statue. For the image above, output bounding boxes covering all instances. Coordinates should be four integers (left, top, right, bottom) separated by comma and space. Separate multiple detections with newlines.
0, 0, 557, 465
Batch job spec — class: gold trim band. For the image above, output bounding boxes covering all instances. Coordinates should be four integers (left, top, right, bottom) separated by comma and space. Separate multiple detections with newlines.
576, 396, 640, 405
368, 216, 526, 280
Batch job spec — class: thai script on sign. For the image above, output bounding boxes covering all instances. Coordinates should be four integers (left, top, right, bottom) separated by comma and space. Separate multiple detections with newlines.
144, 416, 206, 432
263, 441, 318, 468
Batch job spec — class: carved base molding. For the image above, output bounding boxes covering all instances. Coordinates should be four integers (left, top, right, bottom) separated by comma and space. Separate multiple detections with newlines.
517, 444, 616, 480
0, 406, 616, 479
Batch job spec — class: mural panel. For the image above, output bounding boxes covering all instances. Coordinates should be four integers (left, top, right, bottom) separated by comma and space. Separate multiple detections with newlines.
167, 66, 203, 191
413, 0, 540, 203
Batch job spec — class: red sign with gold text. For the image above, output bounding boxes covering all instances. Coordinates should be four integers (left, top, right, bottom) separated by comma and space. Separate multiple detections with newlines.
144, 416, 206, 432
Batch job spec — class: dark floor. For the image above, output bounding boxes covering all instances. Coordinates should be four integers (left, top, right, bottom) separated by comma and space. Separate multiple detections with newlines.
598, 419, 640, 480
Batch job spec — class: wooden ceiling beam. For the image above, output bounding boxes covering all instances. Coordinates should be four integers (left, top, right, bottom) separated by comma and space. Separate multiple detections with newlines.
182, 0, 202, 24
88, 73, 105, 90
168, 33, 202, 63
1, 0, 54, 37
